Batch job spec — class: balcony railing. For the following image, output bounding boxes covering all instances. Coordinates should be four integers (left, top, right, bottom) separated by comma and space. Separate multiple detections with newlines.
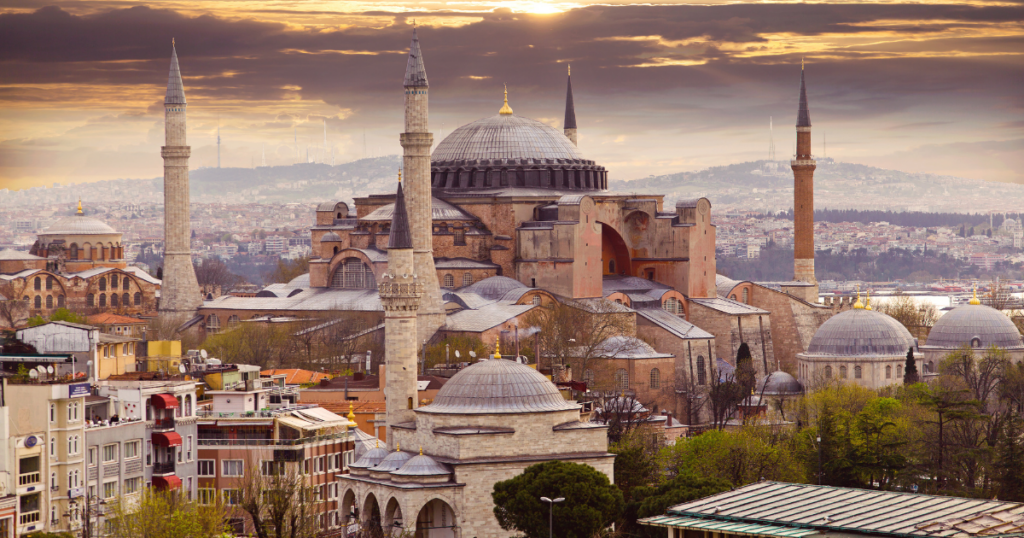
152, 461, 175, 475
197, 404, 318, 419
198, 431, 351, 447
19, 511, 40, 525
18, 472, 40, 486
154, 417, 176, 431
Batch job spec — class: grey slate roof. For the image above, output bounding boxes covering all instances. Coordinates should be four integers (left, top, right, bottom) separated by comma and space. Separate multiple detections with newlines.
433, 114, 584, 162
804, 309, 914, 357
362, 197, 476, 222
205, 287, 382, 312
758, 371, 804, 396
418, 358, 580, 415
350, 446, 390, 469
371, 450, 413, 472
688, 297, 769, 315
923, 304, 1023, 350
434, 258, 500, 270
404, 28, 428, 87
443, 303, 536, 332
460, 276, 527, 300
603, 275, 670, 295
715, 274, 745, 298
388, 181, 412, 249
391, 454, 452, 477
797, 67, 810, 127
564, 73, 577, 129
166, 44, 186, 105
655, 481, 1024, 538
635, 307, 714, 340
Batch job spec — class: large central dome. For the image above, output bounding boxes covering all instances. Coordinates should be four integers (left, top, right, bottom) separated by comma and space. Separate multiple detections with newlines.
804, 309, 914, 357
430, 113, 607, 192
433, 114, 584, 162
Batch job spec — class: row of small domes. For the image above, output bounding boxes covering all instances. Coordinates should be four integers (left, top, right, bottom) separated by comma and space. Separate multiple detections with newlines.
350, 445, 451, 477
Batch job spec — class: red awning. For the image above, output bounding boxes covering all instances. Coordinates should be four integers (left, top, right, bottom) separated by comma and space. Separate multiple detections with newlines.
152, 432, 182, 447
151, 393, 179, 409
152, 475, 182, 490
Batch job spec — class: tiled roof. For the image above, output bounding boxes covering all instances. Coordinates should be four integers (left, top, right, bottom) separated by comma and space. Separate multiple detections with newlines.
261, 369, 331, 385
87, 313, 147, 325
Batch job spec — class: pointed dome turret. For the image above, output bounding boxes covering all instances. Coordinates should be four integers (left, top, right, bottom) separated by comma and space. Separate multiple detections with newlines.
388, 174, 413, 250
404, 28, 428, 87
564, 65, 577, 130
796, 60, 810, 128
166, 40, 186, 105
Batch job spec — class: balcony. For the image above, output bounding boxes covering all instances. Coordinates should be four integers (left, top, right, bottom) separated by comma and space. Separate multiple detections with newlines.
197, 431, 351, 448
18, 472, 40, 486
19, 511, 40, 525
154, 417, 176, 431
152, 461, 176, 476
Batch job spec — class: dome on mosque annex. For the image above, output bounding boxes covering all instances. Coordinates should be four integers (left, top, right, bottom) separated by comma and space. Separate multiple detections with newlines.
924, 303, 1023, 351
418, 357, 579, 415
803, 308, 915, 358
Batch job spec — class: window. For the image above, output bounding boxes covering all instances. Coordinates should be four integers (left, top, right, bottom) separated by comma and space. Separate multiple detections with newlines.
102, 444, 118, 463
46, 295, 53, 308
462, 272, 473, 287
146, 440, 152, 466
122, 293, 129, 306
533, 295, 542, 306
583, 369, 595, 388
443, 274, 454, 288
123, 277, 130, 291
886, 365, 892, 379
70, 402, 79, 421
228, 315, 240, 327
330, 258, 375, 289
663, 297, 683, 315
615, 369, 629, 392
198, 460, 215, 477
58, 295, 65, 307
187, 435, 193, 461
87, 293, 95, 307
99, 293, 106, 307
34, 296, 41, 309
261, 461, 284, 476
825, 366, 833, 378
197, 488, 216, 505
854, 365, 862, 379
50, 403, 56, 423
840, 366, 848, 379
68, 435, 79, 456
111, 275, 118, 289
222, 460, 244, 477
89, 448, 96, 467
50, 437, 56, 458
222, 489, 241, 505
206, 314, 221, 333
99, 278, 106, 291
897, 365, 903, 378
742, 288, 749, 303
111, 293, 119, 307
51, 472, 57, 490
454, 228, 466, 246
134, 292, 141, 306
343, 450, 354, 470
124, 440, 140, 459
103, 480, 118, 499
650, 368, 661, 390
697, 356, 707, 385
187, 477, 193, 501
124, 477, 141, 495
34, 277, 41, 290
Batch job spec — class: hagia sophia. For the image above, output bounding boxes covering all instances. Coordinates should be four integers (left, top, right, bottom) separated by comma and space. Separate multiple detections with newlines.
2, 28, 1022, 538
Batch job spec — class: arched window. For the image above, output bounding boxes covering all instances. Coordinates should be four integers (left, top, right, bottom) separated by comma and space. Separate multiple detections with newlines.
532, 295, 542, 306
34, 295, 41, 308
443, 274, 455, 288
111, 293, 119, 307
34, 277, 41, 290
70, 244, 78, 259
650, 368, 661, 389
51, 472, 57, 489
50, 437, 55, 457
583, 369, 595, 388
123, 277, 130, 291
663, 297, 683, 315
87, 294, 95, 307
926, 361, 934, 373
330, 258, 375, 289
742, 288, 749, 303
99, 278, 106, 291
897, 365, 903, 378
111, 275, 119, 289
46, 277, 54, 290
615, 369, 629, 392
206, 314, 221, 333
122, 293, 129, 306
840, 366, 848, 379
58, 295, 65, 307
134, 292, 141, 306
99, 294, 106, 307
697, 356, 707, 385
462, 273, 473, 287
970, 337, 981, 348
454, 228, 466, 246
886, 365, 892, 379
46, 295, 53, 308
333, 246, 338, 255
228, 315, 240, 327
854, 365, 862, 379
609, 259, 616, 273
825, 366, 833, 378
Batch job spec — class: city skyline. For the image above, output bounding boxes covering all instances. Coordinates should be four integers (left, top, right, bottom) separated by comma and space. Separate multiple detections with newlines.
1, 0, 1022, 191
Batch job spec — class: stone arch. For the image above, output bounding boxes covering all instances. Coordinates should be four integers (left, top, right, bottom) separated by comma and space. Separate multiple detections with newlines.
328, 250, 380, 289
384, 496, 404, 529
362, 493, 382, 532
342, 489, 358, 525
415, 497, 458, 538
82, 242, 92, 260
604, 291, 631, 307
599, 222, 631, 276
69, 243, 79, 260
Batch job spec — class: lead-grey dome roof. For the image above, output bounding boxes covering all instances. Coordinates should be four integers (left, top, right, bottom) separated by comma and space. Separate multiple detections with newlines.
924, 304, 1023, 350
350, 446, 389, 469
41, 215, 118, 236
371, 450, 413, 472
391, 454, 452, 477
460, 276, 526, 299
804, 309, 914, 357
758, 371, 804, 396
433, 114, 584, 162
418, 358, 579, 414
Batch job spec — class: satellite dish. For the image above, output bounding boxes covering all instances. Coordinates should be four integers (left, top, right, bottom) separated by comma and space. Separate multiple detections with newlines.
36, 366, 46, 374
469, 351, 477, 359
178, 364, 187, 374
29, 370, 39, 379
200, 349, 208, 359
86, 360, 93, 368
47, 366, 54, 374
454, 350, 460, 359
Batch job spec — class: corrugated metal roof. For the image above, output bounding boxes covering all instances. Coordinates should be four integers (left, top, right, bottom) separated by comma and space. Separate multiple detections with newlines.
443, 303, 536, 332
204, 287, 382, 312
663, 482, 1024, 538
642, 515, 818, 537
635, 306, 714, 340
362, 197, 476, 222
689, 297, 769, 315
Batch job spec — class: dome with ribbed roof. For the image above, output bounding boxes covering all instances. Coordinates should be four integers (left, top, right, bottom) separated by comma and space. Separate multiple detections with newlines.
391, 454, 452, 477
371, 450, 413, 472
350, 446, 389, 469
758, 371, 804, 396
434, 115, 583, 162
41, 215, 118, 236
803, 309, 914, 357
419, 358, 578, 414
924, 304, 1023, 350
460, 276, 526, 299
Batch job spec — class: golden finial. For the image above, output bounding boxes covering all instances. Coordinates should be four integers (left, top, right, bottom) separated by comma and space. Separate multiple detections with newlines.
969, 285, 981, 305
77, 199, 83, 215
172, 37, 175, 47
494, 339, 502, 359
801, 57, 804, 70
568, 64, 571, 76
396, 442, 400, 452
865, 290, 872, 311
347, 403, 356, 423
419, 446, 423, 456
398, 169, 402, 183
853, 285, 864, 309
375, 438, 379, 448
498, 84, 513, 115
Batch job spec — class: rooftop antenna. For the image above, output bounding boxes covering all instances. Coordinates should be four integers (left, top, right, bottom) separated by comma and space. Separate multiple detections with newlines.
769, 116, 775, 161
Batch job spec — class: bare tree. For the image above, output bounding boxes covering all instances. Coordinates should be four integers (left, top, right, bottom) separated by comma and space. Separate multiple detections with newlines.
522, 299, 641, 379
877, 289, 937, 340
0, 280, 29, 328
194, 257, 245, 288
203, 321, 289, 368
591, 393, 653, 443
237, 460, 322, 538
707, 363, 745, 430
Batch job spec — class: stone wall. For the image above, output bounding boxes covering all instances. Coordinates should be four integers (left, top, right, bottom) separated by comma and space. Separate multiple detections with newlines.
748, 284, 833, 373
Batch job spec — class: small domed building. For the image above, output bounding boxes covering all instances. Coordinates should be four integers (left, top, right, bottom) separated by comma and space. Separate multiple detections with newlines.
340, 357, 612, 538
919, 293, 1024, 373
797, 295, 915, 389
31, 201, 126, 273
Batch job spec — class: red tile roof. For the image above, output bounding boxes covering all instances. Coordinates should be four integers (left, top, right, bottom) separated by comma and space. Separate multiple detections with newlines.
87, 313, 148, 325
261, 368, 331, 385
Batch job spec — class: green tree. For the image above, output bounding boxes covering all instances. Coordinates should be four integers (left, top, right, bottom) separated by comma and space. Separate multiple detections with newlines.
993, 416, 1024, 501
610, 427, 662, 505
27, 308, 87, 327
265, 256, 310, 284
661, 426, 805, 487
623, 473, 731, 538
492, 460, 623, 538
904, 348, 919, 384
105, 488, 228, 538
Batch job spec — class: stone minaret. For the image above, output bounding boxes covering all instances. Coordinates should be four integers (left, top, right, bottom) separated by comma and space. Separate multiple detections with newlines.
791, 61, 817, 294
159, 40, 202, 317
564, 65, 578, 146
380, 177, 421, 447
400, 28, 444, 345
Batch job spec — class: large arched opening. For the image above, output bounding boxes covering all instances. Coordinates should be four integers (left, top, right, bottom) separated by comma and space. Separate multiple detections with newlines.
363, 493, 382, 535
415, 498, 457, 538
342, 489, 358, 527
600, 223, 631, 276
384, 497, 404, 531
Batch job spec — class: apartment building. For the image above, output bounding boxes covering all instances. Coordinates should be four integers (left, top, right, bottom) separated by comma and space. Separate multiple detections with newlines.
15, 321, 140, 380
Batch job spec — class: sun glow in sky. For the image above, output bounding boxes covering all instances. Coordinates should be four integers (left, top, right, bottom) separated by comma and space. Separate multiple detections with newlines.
0, 0, 1021, 190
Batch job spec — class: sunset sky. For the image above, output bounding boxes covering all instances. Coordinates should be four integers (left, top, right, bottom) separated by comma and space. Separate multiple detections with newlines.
1, 0, 1022, 192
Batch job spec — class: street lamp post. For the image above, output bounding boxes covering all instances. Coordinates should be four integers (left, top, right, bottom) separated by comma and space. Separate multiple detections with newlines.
539, 496, 564, 538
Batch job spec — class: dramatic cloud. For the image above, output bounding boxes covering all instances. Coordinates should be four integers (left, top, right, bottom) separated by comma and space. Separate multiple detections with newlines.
1, 0, 1022, 190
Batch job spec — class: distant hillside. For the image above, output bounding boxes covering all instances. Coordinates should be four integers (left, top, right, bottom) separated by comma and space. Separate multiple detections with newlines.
611, 160, 1024, 214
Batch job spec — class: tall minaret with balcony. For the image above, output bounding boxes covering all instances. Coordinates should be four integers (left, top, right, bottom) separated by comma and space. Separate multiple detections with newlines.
159, 40, 202, 317
564, 65, 578, 146
379, 175, 422, 447
400, 28, 444, 344
791, 60, 818, 296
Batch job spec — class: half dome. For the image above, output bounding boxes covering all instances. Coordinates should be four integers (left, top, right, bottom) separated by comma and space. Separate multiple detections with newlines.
804, 309, 914, 357
419, 358, 579, 414
924, 304, 1023, 350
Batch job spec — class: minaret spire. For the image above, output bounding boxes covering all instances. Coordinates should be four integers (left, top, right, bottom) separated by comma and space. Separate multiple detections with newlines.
564, 64, 578, 146
791, 60, 818, 301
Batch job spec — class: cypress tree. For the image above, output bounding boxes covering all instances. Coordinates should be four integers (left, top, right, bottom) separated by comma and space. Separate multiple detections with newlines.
904, 347, 919, 384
